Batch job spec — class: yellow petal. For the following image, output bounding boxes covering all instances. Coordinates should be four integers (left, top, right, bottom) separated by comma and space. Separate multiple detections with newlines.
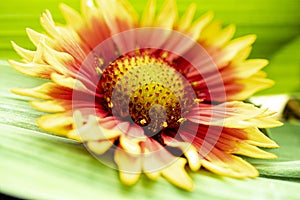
202, 154, 259, 178
76, 115, 123, 141
142, 140, 194, 190
177, 3, 196, 32
230, 141, 277, 159
40, 42, 74, 74
87, 139, 115, 155
40, 10, 60, 37
8, 60, 54, 79
119, 135, 141, 155
119, 0, 138, 23
164, 137, 201, 171
67, 110, 84, 141
216, 35, 256, 66
80, 0, 99, 22
26, 28, 55, 47
11, 41, 35, 61
40, 10, 89, 59
230, 76, 275, 100
51, 73, 87, 91
155, 0, 177, 28
199, 20, 221, 42
161, 158, 194, 191
37, 112, 73, 136
233, 59, 269, 79
59, 3, 84, 30
179, 144, 201, 171
97, 0, 137, 33
140, 0, 156, 27
115, 148, 142, 185
244, 116, 283, 128
188, 11, 214, 40
244, 127, 279, 148
30, 100, 67, 112
191, 101, 282, 128
11, 82, 60, 100
73, 110, 84, 129
231, 46, 252, 64
222, 103, 283, 128
207, 24, 236, 48
144, 170, 160, 181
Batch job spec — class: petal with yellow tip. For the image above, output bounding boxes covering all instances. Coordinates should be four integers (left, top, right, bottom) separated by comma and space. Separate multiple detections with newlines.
37, 112, 73, 136
155, 0, 177, 28
8, 60, 55, 79
215, 35, 256, 66
30, 100, 68, 112
11, 41, 35, 61
188, 11, 214, 40
51, 73, 88, 91
11, 82, 71, 100
162, 135, 201, 171
161, 158, 194, 191
26, 28, 55, 47
243, 128, 279, 148
140, 0, 156, 27
119, 134, 142, 156
177, 3, 196, 32
201, 153, 259, 178
87, 139, 115, 155
114, 148, 142, 186
76, 115, 123, 141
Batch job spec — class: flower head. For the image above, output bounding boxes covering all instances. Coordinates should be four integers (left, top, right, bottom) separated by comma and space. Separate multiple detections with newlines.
9, 0, 282, 191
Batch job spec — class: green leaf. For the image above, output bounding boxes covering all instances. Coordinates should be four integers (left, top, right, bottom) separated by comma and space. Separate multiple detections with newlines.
1, 60, 300, 199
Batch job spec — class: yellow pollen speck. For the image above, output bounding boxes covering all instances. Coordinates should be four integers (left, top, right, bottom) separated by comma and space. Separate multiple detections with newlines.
140, 119, 147, 125
98, 58, 104, 66
177, 118, 186, 123
162, 52, 168, 58
194, 98, 203, 103
108, 102, 113, 108
106, 97, 113, 108
162, 121, 168, 128
96, 67, 103, 75
191, 82, 198, 86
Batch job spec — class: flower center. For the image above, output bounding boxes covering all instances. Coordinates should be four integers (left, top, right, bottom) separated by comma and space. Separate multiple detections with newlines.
99, 52, 194, 136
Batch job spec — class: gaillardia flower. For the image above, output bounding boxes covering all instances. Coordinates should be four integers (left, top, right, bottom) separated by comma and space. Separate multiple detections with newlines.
9, 0, 282, 191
